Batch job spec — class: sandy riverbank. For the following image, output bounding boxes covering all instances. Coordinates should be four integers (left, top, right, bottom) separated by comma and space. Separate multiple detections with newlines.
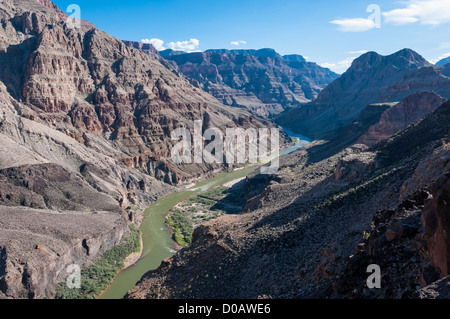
222, 177, 246, 188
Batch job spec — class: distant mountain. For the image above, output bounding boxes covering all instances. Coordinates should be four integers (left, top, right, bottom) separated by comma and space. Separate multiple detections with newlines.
436, 56, 450, 66
154, 49, 338, 117
159, 49, 187, 57
277, 49, 450, 139
283, 54, 307, 64
205, 48, 283, 59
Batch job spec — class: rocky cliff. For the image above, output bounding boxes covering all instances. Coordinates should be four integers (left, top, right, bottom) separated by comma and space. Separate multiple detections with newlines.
0, 0, 275, 299
1, 0, 274, 186
129, 47, 338, 118
358, 91, 447, 146
121, 40, 159, 56
277, 49, 450, 139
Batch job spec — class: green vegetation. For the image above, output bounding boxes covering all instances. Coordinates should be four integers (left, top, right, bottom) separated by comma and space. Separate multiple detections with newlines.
186, 196, 216, 206
55, 225, 141, 299
200, 186, 229, 201
166, 209, 193, 246
166, 185, 247, 246
291, 136, 300, 144
363, 221, 376, 240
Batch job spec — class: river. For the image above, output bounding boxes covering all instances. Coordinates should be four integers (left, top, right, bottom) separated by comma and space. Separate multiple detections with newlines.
99, 130, 311, 299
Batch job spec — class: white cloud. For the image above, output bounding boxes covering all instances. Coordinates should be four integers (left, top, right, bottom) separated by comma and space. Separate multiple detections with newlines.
338, 57, 358, 67
166, 38, 200, 52
140, 38, 201, 52
320, 57, 358, 73
230, 40, 247, 46
320, 62, 336, 69
141, 38, 165, 51
383, 10, 419, 25
383, 0, 450, 26
348, 50, 369, 55
330, 18, 376, 32
429, 53, 450, 64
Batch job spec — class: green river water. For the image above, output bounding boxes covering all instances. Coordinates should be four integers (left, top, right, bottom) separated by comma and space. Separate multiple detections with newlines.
100, 132, 310, 299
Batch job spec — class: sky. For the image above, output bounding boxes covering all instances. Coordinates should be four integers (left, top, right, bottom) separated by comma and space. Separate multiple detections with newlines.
52, 0, 450, 73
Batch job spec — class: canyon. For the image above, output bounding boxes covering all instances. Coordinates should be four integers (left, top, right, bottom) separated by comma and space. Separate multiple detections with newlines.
1, 0, 450, 301
126, 98, 450, 300
124, 44, 450, 301
0, 0, 279, 299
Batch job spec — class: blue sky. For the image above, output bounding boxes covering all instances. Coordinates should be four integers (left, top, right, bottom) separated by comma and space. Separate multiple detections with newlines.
52, 0, 450, 73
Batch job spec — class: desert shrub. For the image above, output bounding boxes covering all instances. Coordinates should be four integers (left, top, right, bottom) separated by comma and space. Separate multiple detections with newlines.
167, 210, 193, 246
55, 225, 141, 299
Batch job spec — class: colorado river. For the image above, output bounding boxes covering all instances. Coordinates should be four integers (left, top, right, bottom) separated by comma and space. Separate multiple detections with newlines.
100, 131, 310, 299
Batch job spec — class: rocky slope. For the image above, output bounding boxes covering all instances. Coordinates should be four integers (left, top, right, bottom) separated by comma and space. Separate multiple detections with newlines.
126, 100, 450, 299
132, 48, 338, 118
330, 101, 450, 299
277, 49, 450, 139
0, 0, 276, 299
358, 91, 447, 146
332, 149, 450, 299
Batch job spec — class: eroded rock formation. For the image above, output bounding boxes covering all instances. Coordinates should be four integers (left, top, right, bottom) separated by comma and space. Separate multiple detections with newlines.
0, 0, 276, 298
359, 91, 447, 146
128, 47, 338, 118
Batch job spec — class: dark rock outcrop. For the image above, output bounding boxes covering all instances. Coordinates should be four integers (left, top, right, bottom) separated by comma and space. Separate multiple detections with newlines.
331, 189, 434, 299
331, 171, 450, 299
422, 172, 450, 277
329, 102, 450, 299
